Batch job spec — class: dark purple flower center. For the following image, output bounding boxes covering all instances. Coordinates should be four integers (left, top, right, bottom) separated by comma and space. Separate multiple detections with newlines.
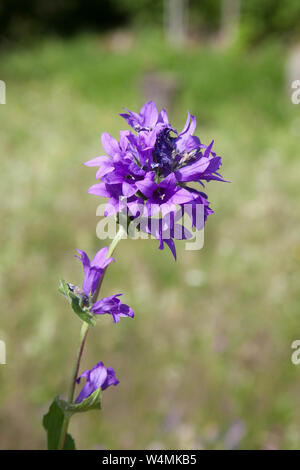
152, 129, 177, 176
154, 187, 166, 201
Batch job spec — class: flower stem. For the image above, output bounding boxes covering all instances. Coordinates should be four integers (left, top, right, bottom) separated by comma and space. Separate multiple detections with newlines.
92, 223, 126, 303
57, 321, 89, 450
58, 224, 126, 449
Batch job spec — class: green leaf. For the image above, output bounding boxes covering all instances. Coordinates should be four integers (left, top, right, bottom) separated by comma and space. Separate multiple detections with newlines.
70, 294, 96, 326
43, 398, 76, 450
57, 387, 102, 414
64, 433, 76, 450
58, 279, 70, 299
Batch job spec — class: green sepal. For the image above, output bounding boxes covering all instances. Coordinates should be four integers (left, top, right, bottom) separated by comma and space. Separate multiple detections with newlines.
58, 279, 96, 326
70, 293, 96, 326
43, 398, 76, 450
57, 387, 102, 414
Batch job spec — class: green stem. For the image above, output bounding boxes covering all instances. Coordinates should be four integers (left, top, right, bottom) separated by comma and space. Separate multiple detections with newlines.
57, 224, 126, 450
68, 322, 90, 404
92, 224, 126, 303
57, 321, 89, 450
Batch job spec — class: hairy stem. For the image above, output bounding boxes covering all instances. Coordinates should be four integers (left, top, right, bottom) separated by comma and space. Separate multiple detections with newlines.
58, 224, 126, 449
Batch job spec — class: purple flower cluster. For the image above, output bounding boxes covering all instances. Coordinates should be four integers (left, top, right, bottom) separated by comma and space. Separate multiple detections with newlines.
85, 101, 225, 258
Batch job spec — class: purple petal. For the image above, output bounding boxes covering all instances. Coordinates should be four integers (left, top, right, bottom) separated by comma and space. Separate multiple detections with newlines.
120, 109, 141, 129
96, 161, 114, 180
76, 368, 90, 384
164, 238, 177, 260
91, 247, 114, 270
101, 367, 119, 391
101, 133, 120, 157
203, 140, 214, 158
160, 202, 177, 218
159, 173, 177, 190
168, 187, 196, 205
75, 249, 91, 276
158, 109, 169, 125
119, 304, 134, 318
89, 362, 108, 388
88, 183, 111, 197
175, 158, 211, 182
140, 100, 158, 128
91, 247, 108, 268
180, 111, 191, 135
104, 199, 120, 217
82, 266, 102, 296
135, 175, 157, 198
75, 381, 95, 404
91, 294, 134, 323
84, 156, 111, 167
122, 181, 137, 197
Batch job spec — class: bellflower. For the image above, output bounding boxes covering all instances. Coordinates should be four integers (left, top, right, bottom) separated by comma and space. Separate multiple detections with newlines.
75, 362, 119, 404
91, 294, 134, 323
120, 100, 169, 132
45, 101, 227, 450
76, 247, 114, 296
85, 101, 226, 258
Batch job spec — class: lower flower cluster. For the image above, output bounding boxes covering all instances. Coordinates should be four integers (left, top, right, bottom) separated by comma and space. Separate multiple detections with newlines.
72, 246, 134, 404
72, 102, 225, 403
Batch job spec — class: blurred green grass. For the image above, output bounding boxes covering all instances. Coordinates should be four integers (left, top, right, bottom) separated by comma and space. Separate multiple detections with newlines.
1, 30, 300, 449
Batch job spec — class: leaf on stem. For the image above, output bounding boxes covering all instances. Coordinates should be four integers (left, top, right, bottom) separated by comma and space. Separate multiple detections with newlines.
70, 294, 96, 326
58, 279, 70, 299
43, 398, 76, 450
58, 279, 96, 326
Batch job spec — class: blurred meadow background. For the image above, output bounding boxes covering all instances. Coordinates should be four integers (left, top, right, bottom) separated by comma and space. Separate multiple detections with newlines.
1, 0, 300, 450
